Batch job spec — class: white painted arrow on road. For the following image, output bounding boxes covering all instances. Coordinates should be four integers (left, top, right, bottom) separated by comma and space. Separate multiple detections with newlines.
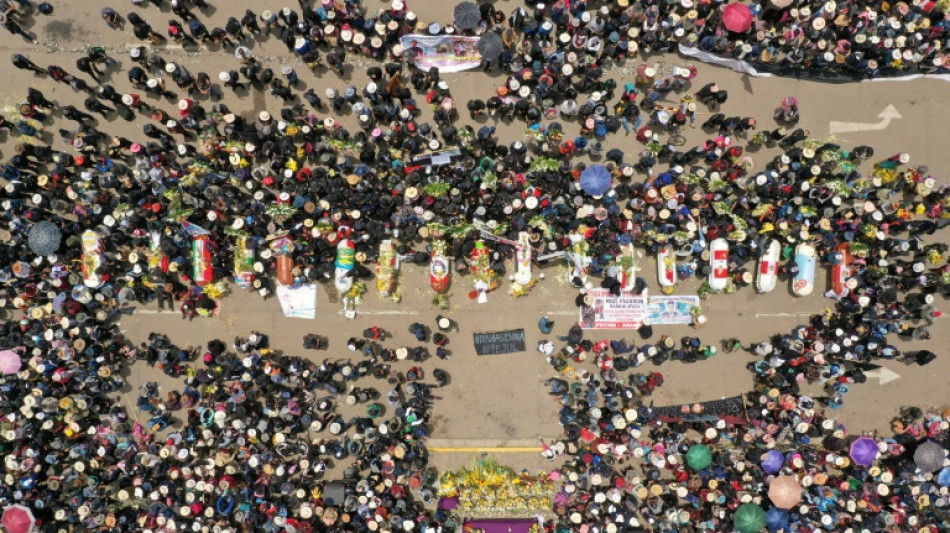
863, 366, 902, 385
829, 104, 902, 135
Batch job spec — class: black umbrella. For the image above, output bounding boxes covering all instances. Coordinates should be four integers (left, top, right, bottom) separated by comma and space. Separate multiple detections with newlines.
28, 221, 61, 256
913, 350, 937, 366
476, 31, 504, 61
454, 1, 481, 30
914, 440, 945, 473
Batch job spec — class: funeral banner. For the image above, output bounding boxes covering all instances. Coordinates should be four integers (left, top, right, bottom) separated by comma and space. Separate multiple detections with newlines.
645, 295, 700, 325
579, 289, 648, 330
399, 34, 481, 73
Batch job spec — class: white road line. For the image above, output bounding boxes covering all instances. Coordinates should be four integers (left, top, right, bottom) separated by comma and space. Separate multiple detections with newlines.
342, 310, 420, 316
754, 312, 814, 318
547, 311, 580, 316
121, 43, 183, 51
135, 310, 179, 314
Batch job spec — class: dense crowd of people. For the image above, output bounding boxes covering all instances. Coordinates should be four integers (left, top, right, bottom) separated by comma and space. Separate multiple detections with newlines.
1, 0, 950, 532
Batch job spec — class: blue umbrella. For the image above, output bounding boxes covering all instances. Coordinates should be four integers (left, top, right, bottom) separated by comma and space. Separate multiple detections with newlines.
579, 165, 611, 197
761, 450, 785, 474
937, 467, 950, 487
765, 507, 789, 532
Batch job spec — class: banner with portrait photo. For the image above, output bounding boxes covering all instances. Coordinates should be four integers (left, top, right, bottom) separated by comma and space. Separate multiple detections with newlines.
399, 34, 482, 73
646, 295, 700, 325
579, 289, 648, 330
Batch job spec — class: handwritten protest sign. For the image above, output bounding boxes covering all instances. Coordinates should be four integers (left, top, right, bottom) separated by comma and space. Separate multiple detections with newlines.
473, 329, 526, 356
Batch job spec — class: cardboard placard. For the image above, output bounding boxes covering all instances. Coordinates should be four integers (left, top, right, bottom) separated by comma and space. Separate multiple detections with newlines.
473, 329, 526, 356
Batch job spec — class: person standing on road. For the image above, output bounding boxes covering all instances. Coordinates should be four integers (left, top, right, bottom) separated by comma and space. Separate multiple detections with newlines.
11, 53, 44, 74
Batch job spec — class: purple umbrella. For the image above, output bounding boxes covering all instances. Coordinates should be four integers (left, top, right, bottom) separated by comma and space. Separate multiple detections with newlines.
760, 450, 784, 474
849, 437, 879, 466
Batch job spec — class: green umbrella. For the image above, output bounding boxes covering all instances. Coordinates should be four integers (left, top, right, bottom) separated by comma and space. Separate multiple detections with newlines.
686, 444, 711, 470
734, 503, 766, 533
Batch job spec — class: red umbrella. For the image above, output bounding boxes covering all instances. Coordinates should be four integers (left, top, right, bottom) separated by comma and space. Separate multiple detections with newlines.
2, 505, 36, 533
722, 3, 754, 33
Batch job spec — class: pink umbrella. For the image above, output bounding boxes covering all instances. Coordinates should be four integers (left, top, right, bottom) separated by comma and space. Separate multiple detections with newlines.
0, 350, 21, 375
2, 505, 36, 533
722, 3, 754, 33
768, 475, 803, 509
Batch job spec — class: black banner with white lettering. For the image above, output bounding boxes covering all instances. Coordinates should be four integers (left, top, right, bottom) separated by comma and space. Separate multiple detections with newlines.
473, 329, 526, 356
650, 394, 748, 424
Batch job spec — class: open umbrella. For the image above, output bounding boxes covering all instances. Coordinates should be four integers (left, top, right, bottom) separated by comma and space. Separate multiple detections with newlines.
768, 475, 802, 509
0, 350, 21, 375
722, 3, 754, 33
476, 32, 504, 61
453, 2, 481, 30
938, 467, 950, 487
914, 440, 946, 473
2, 505, 36, 533
761, 450, 784, 474
579, 165, 611, 197
849, 437, 879, 466
765, 507, 790, 532
28, 221, 61, 256
686, 444, 712, 471
734, 503, 766, 533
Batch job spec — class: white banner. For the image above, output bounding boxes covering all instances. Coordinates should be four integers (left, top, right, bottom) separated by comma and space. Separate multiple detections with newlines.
646, 295, 700, 325
276, 284, 317, 319
400, 34, 482, 73
579, 291, 700, 329
579, 289, 647, 330
678, 45, 773, 77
